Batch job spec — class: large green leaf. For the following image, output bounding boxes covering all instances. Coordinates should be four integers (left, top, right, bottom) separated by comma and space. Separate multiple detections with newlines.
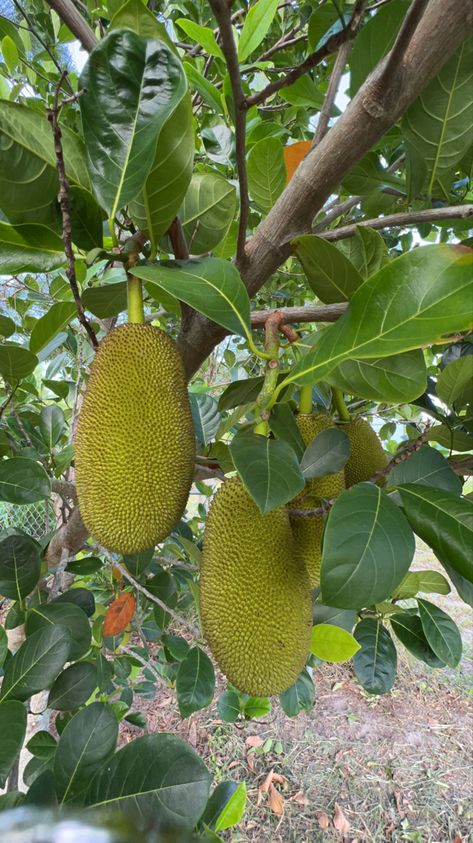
0, 457, 51, 504
436, 355, 473, 409
238, 0, 279, 62
390, 613, 445, 668
110, 0, 176, 52
277, 245, 473, 394
279, 669, 315, 717
350, 0, 410, 94
326, 350, 427, 404
29, 302, 77, 355
440, 558, 473, 608
403, 38, 473, 196
176, 647, 215, 718
25, 603, 91, 662
79, 30, 187, 220
353, 619, 397, 695
0, 344, 38, 380
230, 430, 304, 512
300, 428, 350, 479
247, 137, 286, 213
180, 174, 237, 255
0, 700, 27, 788
134, 257, 251, 338
336, 226, 389, 279
54, 702, 118, 804
48, 662, 98, 712
0, 532, 41, 601
293, 235, 363, 303
39, 405, 65, 449
426, 424, 473, 452
82, 282, 127, 319
320, 484, 415, 609
189, 393, 220, 447
417, 598, 462, 668
397, 484, 473, 582
88, 733, 211, 828
388, 446, 462, 494
0, 222, 65, 274
310, 623, 360, 663
0, 626, 71, 702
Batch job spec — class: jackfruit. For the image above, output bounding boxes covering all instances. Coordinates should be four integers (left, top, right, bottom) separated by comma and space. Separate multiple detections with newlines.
75, 323, 195, 554
289, 414, 345, 586
338, 417, 388, 487
200, 477, 312, 696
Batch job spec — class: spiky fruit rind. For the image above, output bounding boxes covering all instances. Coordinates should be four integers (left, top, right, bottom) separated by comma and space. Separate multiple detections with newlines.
200, 477, 312, 697
75, 324, 195, 554
294, 414, 345, 503
338, 417, 388, 487
290, 513, 325, 587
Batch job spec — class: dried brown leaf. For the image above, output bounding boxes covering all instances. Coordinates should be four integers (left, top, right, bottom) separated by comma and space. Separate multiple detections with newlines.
246, 735, 264, 748
268, 783, 285, 816
333, 803, 350, 833
317, 811, 330, 830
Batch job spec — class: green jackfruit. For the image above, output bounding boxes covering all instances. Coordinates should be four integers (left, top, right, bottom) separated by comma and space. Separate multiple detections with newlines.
289, 414, 345, 587
338, 417, 388, 487
200, 477, 312, 696
75, 324, 195, 554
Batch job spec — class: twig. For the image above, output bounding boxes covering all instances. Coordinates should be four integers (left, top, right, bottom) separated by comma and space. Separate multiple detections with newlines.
380, 0, 430, 83
0, 382, 19, 419
45, 0, 98, 52
209, 0, 249, 264
68, 330, 83, 446
312, 40, 352, 147
51, 478, 78, 501
319, 204, 473, 241
167, 217, 189, 260
12, 0, 74, 93
119, 644, 166, 686
251, 303, 347, 326
47, 74, 98, 350
244, 0, 367, 108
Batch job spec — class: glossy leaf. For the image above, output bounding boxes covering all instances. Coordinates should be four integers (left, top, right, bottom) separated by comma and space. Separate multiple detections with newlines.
388, 446, 462, 494
391, 613, 445, 667
0, 626, 71, 702
0, 701, 27, 788
176, 19, 224, 59
217, 690, 241, 723
268, 403, 305, 459
39, 406, 65, 449
312, 604, 356, 632
25, 603, 91, 662
190, 393, 221, 447
353, 619, 397, 695
398, 484, 473, 583
230, 430, 305, 512
417, 599, 462, 668
310, 623, 360, 663
300, 428, 350, 479
103, 593, 136, 636
0, 222, 65, 273
123, 547, 154, 578
416, 570, 451, 595
281, 246, 473, 390
0, 532, 41, 600
0, 457, 51, 504
82, 281, 127, 319
134, 257, 251, 338
336, 226, 389, 279
436, 355, 473, 408
29, 302, 77, 355
321, 484, 415, 609
426, 424, 473, 452
110, 0, 176, 51
440, 559, 473, 608
279, 668, 315, 717
54, 702, 118, 804
293, 235, 363, 303
238, 0, 278, 61
79, 30, 187, 219
180, 174, 237, 255
176, 646, 215, 718
88, 733, 212, 827
0, 343, 37, 380
201, 781, 242, 831
214, 782, 246, 832
247, 137, 286, 213
327, 350, 427, 404
48, 662, 98, 712
350, 0, 410, 94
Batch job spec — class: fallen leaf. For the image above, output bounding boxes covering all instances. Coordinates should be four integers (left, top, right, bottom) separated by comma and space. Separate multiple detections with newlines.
268, 783, 285, 816
258, 769, 274, 803
228, 760, 239, 770
290, 790, 308, 807
103, 592, 136, 636
246, 735, 264, 748
284, 140, 312, 182
157, 696, 172, 708
246, 753, 255, 772
271, 773, 288, 786
333, 803, 350, 834
317, 811, 330, 830
188, 720, 197, 747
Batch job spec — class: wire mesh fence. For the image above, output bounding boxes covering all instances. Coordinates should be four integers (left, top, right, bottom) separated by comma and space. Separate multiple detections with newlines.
0, 501, 57, 540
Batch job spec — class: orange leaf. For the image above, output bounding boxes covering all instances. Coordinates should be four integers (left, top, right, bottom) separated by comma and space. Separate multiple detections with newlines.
245, 735, 264, 748
103, 592, 136, 636
267, 783, 285, 816
111, 565, 123, 582
317, 811, 330, 830
333, 802, 350, 834
284, 140, 311, 182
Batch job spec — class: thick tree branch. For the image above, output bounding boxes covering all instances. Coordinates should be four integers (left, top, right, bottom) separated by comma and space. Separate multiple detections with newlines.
251, 303, 347, 327
380, 0, 430, 84
320, 204, 473, 241
46, 0, 97, 51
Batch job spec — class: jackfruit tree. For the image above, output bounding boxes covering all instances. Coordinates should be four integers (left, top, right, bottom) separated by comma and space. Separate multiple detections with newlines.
0, 0, 472, 836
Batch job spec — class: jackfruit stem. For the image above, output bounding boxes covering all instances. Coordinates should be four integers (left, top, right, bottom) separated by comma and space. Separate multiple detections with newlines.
298, 385, 313, 414
127, 276, 145, 324
332, 387, 350, 422
254, 314, 282, 431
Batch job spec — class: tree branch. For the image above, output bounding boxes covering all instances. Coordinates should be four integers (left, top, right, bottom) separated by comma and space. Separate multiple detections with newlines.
251, 303, 347, 327
319, 204, 473, 241
46, 0, 97, 51
209, 0, 249, 264
312, 39, 353, 147
380, 0, 430, 84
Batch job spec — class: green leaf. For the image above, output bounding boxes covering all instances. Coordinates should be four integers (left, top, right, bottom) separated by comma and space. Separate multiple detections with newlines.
25, 603, 91, 662
0, 222, 65, 273
426, 424, 473, 452
300, 428, 350, 479
214, 782, 246, 832
268, 403, 305, 460
29, 302, 77, 355
293, 235, 363, 303
189, 393, 220, 447
201, 781, 243, 831
403, 39, 473, 196
308, 4, 339, 51
415, 570, 451, 595
0, 626, 71, 702
134, 257, 251, 338
82, 282, 127, 319
279, 75, 324, 109
229, 431, 304, 512
66, 556, 103, 576
183, 62, 223, 114
110, 0, 176, 51
79, 30, 187, 220
388, 446, 462, 494
393, 571, 421, 599
238, 0, 278, 62
54, 588, 95, 618
398, 484, 473, 583
353, 619, 397, 695
390, 613, 445, 667
350, 0, 410, 94
180, 174, 237, 255
417, 598, 462, 668
321, 484, 415, 609
247, 137, 286, 213
0, 344, 38, 380
0, 533, 41, 601
48, 663, 97, 711
312, 604, 356, 632
436, 355, 473, 409
0, 626, 7, 667
0, 701, 27, 788
88, 733, 211, 828
336, 226, 389, 279
310, 623, 360, 663
69, 186, 104, 252
342, 152, 404, 195
39, 406, 65, 449
217, 691, 241, 723
54, 702, 118, 804
0, 457, 51, 504
176, 19, 224, 60
243, 697, 271, 719
280, 246, 473, 391
439, 558, 473, 608
279, 668, 315, 717
123, 547, 154, 578
176, 646, 215, 718
219, 374, 288, 412
326, 350, 427, 404
0, 315, 15, 337
26, 731, 57, 761
1, 35, 19, 73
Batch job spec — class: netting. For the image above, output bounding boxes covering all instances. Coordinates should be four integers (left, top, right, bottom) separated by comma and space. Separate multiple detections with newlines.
0, 500, 57, 540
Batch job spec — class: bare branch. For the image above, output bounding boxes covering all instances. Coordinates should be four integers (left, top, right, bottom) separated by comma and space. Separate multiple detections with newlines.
51, 478, 77, 501
312, 40, 353, 147
320, 204, 473, 241
380, 0, 430, 84
251, 303, 347, 327
45, 0, 97, 52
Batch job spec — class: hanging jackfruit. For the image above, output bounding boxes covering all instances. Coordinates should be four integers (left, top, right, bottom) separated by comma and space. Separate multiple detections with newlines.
75, 324, 195, 554
200, 477, 312, 697
338, 417, 388, 487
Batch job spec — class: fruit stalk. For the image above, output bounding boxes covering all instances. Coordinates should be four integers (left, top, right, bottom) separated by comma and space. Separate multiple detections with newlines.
332, 387, 350, 421
127, 276, 145, 324
298, 384, 313, 414
254, 312, 282, 434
